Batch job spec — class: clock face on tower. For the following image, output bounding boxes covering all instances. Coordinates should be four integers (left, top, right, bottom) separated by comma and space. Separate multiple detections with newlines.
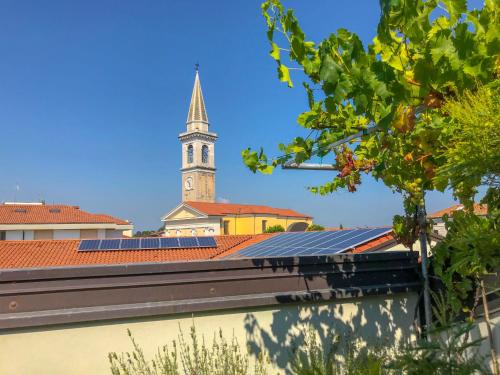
184, 177, 193, 191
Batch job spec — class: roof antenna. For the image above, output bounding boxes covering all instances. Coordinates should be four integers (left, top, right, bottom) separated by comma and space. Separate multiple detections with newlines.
195, 62, 199, 71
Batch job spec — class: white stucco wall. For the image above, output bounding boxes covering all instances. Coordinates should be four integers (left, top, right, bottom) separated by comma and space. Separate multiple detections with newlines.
105, 230, 124, 239
53, 230, 80, 240
0, 293, 418, 375
97, 229, 106, 239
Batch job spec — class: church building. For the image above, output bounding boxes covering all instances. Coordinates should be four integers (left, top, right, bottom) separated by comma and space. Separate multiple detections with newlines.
161, 70, 312, 237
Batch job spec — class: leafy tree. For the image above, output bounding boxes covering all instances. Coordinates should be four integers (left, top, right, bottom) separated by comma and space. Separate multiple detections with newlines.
434, 84, 500, 206
242, 0, 500, 360
307, 224, 325, 231
242, 0, 499, 223
264, 224, 285, 233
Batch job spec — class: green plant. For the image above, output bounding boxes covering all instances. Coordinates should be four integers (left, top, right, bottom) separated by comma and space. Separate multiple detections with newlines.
433, 210, 499, 313
306, 224, 325, 231
264, 224, 285, 233
387, 292, 491, 375
243, 0, 498, 212
434, 84, 500, 205
109, 325, 269, 375
291, 327, 393, 375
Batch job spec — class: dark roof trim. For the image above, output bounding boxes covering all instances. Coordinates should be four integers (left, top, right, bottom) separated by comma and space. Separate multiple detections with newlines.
0, 252, 420, 330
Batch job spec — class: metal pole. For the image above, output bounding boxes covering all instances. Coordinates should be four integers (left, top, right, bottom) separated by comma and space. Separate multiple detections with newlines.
417, 204, 433, 333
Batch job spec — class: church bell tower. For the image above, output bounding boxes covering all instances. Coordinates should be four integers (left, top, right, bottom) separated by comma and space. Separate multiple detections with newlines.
179, 69, 217, 202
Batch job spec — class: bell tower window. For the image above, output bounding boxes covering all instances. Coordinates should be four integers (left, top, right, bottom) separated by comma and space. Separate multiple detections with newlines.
202, 145, 209, 164
187, 144, 193, 164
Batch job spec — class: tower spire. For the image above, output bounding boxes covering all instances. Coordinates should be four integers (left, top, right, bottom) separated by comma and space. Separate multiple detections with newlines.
186, 69, 208, 125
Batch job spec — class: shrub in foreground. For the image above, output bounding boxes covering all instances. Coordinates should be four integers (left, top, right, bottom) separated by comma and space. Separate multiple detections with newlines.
109, 325, 268, 375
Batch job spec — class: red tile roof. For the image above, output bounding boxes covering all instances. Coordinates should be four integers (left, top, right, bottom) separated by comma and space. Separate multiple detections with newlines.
0, 235, 255, 269
428, 203, 488, 219
0, 204, 130, 225
185, 201, 312, 218
350, 234, 397, 253
0, 229, 404, 269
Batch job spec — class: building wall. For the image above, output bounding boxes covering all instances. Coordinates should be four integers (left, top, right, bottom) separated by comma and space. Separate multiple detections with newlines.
97, 229, 106, 239
79, 229, 98, 239
221, 215, 312, 235
53, 229, 80, 240
163, 214, 311, 236
468, 310, 500, 373
163, 217, 221, 237
1, 227, 130, 241
34, 230, 53, 240
432, 221, 447, 236
0, 293, 417, 375
182, 170, 215, 203
105, 229, 124, 239
5, 230, 34, 240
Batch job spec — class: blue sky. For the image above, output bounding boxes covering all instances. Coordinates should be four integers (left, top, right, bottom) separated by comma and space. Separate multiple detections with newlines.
0, 0, 459, 231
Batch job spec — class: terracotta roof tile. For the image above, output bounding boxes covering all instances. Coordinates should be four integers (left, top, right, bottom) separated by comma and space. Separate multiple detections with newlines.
0, 204, 130, 225
0, 235, 254, 269
428, 203, 488, 219
350, 234, 397, 253
186, 201, 311, 218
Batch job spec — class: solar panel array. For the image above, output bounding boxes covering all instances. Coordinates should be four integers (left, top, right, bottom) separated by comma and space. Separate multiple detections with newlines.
78, 236, 217, 252
229, 228, 391, 258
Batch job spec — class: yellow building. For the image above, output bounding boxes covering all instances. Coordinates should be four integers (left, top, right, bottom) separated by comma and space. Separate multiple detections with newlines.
161, 69, 313, 236
162, 201, 312, 236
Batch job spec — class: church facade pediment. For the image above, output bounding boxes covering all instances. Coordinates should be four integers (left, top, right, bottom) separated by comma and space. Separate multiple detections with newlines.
161, 203, 208, 221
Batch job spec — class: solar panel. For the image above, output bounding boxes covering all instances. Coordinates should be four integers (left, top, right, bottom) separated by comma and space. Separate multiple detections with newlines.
99, 239, 121, 250
231, 228, 392, 258
197, 237, 217, 247
141, 238, 160, 249
78, 236, 217, 251
78, 239, 101, 251
160, 237, 180, 248
179, 237, 198, 248
121, 238, 141, 250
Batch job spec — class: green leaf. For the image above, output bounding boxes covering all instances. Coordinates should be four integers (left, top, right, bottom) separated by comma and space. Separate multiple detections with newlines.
270, 42, 280, 61
259, 165, 275, 174
297, 110, 318, 127
277, 64, 293, 87
303, 82, 314, 108
430, 34, 460, 69
319, 55, 341, 85
291, 36, 305, 61
441, 0, 467, 24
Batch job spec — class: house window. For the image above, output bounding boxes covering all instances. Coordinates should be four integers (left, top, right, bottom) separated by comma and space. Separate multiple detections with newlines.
187, 144, 194, 164
202, 145, 209, 164
223, 220, 230, 235
0, 231, 5, 241
262, 220, 267, 233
